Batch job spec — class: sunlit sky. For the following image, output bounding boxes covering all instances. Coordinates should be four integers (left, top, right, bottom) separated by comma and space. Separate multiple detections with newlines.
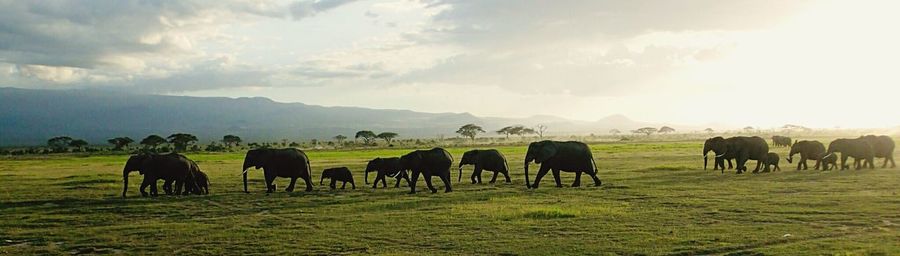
1, 0, 898, 129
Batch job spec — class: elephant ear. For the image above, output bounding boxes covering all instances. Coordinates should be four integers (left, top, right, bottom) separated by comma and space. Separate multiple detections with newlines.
536, 142, 558, 163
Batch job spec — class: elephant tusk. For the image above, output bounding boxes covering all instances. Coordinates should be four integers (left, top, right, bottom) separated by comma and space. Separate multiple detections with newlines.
240, 168, 251, 176
716, 153, 725, 158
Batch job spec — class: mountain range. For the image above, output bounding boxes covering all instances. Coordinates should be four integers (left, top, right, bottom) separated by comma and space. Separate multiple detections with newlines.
0, 87, 677, 146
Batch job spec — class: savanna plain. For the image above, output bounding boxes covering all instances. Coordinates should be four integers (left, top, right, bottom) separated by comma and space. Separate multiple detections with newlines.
1, 138, 899, 255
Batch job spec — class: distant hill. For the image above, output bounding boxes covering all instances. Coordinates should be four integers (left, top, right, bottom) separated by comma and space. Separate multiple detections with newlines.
0, 87, 664, 146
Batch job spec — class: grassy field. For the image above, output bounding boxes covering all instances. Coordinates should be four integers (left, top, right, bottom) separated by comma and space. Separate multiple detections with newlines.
1, 139, 899, 255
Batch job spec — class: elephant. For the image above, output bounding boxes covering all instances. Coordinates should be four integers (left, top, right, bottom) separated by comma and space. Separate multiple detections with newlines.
763, 152, 781, 172
821, 153, 838, 170
183, 159, 209, 195
822, 138, 874, 170
786, 140, 827, 170
122, 153, 194, 197
365, 157, 411, 189
772, 136, 793, 147
241, 148, 313, 193
860, 135, 896, 168
524, 140, 601, 189
320, 167, 356, 189
400, 148, 453, 194
704, 136, 769, 174
458, 149, 511, 184
703, 137, 734, 173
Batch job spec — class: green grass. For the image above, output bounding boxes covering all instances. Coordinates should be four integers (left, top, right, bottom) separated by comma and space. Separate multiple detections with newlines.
1, 140, 899, 255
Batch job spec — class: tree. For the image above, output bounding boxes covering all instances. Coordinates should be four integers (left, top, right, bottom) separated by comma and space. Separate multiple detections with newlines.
333, 135, 347, 144
496, 126, 514, 139
609, 129, 621, 136
140, 135, 167, 150
534, 125, 548, 139
658, 126, 676, 134
167, 133, 198, 152
222, 135, 242, 148
47, 136, 73, 153
521, 128, 536, 138
633, 127, 658, 136
456, 124, 485, 141
355, 130, 376, 145
69, 139, 88, 151
107, 137, 134, 151
704, 128, 714, 134
376, 132, 398, 144
743, 126, 755, 133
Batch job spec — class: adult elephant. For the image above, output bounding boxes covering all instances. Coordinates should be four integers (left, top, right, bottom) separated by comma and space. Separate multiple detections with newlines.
458, 149, 511, 184
705, 136, 769, 174
786, 140, 827, 170
703, 137, 734, 173
400, 148, 453, 194
860, 135, 895, 168
122, 153, 193, 197
241, 148, 313, 193
524, 140, 601, 189
822, 138, 874, 170
772, 136, 792, 147
365, 157, 410, 189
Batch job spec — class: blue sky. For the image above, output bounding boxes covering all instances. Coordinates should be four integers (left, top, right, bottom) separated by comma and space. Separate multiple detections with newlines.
1, 0, 898, 128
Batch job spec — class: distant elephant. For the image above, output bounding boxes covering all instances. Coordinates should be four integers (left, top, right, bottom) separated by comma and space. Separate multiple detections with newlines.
860, 135, 895, 168
182, 159, 209, 195
704, 136, 769, 174
786, 140, 827, 170
458, 149, 511, 184
320, 167, 355, 189
400, 148, 453, 194
823, 138, 874, 170
365, 157, 411, 189
763, 152, 781, 172
122, 153, 194, 197
772, 135, 793, 147
524, 140, 601, 189
703, 137, 734, 173
241, 148, 313, 193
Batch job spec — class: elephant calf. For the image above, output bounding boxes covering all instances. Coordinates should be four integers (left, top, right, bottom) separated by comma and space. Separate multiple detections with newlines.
320, 167, 356, 189
763, 152, 781, 172
821, 153, 838, 170
458, 149, 511, 184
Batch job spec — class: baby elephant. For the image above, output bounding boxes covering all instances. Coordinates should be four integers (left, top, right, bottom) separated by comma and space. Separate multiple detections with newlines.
821, 153, 838, 170
320, 167, 356, 189
764, 152, 781, 172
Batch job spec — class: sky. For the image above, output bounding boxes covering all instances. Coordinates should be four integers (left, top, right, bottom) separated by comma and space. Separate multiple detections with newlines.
1, 0, 898, 129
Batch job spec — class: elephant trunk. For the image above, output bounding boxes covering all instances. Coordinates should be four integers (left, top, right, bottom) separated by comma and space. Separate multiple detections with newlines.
122, 169, 131, 198
365, 168, 370, 184
320, 172, 326, 186
524, 160, 531, 189
704, 155, 708, 170
458, 163, 464, 183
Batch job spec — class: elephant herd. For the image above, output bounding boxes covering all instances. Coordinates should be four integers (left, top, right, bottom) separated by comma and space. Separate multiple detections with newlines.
703, 135, 895, 174
121, 140, 603, 197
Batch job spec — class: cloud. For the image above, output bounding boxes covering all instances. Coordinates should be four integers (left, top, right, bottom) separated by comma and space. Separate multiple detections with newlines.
290, 0, 358, 19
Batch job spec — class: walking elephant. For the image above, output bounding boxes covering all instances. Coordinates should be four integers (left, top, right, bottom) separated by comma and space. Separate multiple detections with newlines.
763, 152, 781, 172
320, 167, 355, 189
365, 157, 410, 189
704, 136, 769, 174
241, 148, 313, 193
786, 140, 827, 170
182, 159, 209, 195
458, 149, 511, 184
822, 138, 874, 170
400, 148, 453, 194
772, 136, 792, 147
122, 153, 194, 197
703, 137, 734, 173
524, 140, 601, 189
860, 135, 895, 168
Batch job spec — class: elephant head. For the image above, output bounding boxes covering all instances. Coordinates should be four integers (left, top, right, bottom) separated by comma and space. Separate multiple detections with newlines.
122, 154, 151, 198
524, 141, 557, 189
364, 158, 380, 184
319, 169, 332, 185
702, 137, 727, 170
241, 149, 267, 193
400, 151, 423, 173
786, 142, 803, 163
458, 150, 479, 182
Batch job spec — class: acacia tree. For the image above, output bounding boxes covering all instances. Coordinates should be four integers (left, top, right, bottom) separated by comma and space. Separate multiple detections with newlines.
333, 135, 347, 144
376, 132, 398, 144
47, 136, 73, 153
140, 135, 167, 150
107, 137, 134, 151
496, 126, 514, 139
456, 124, 485, 142
222, 135, 242, 148
534, 125, 548, 139
658, 126, 676, 134
355, 130, 376, 145
167, 133, 198, 152
609, 129, 621, 136
704, 128, 715, 134
633, 127, 658, 136
69, 139, 88, 151
743, 126, 755, 134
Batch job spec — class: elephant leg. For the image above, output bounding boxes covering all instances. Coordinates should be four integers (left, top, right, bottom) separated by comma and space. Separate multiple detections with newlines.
394, 175, 402, 188
475, 169, 483, 184
439, 172, 452, 193
531, 165, 551, 189
408, 171, 420, 194
758, 159, 768, 173
265, 173, 276, 193
552, 169, 563, 188
502, 171, 511, 183
736, 158, 747, 174
470, 169, 478, 184
588, 169, 602, 186
163, 180, 173, 195
572, 172, 582, 187
380, 172, 388, 188
489, 171, 499, 184
882, 157, 891, 168
341, 181, 347, 189
351, 181, 356, 189
373, 173, 384, 189
150, 179, 159, 197
840, 155, 849, 170
329, 179, 336, 190
285, 177, 298, 192
727, 159, 733, 169
175, 178, 185, 195
423, 172, 437, 193
890, 156, 896, 168
139, 178, 150, 197
302, 175, 313, 192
